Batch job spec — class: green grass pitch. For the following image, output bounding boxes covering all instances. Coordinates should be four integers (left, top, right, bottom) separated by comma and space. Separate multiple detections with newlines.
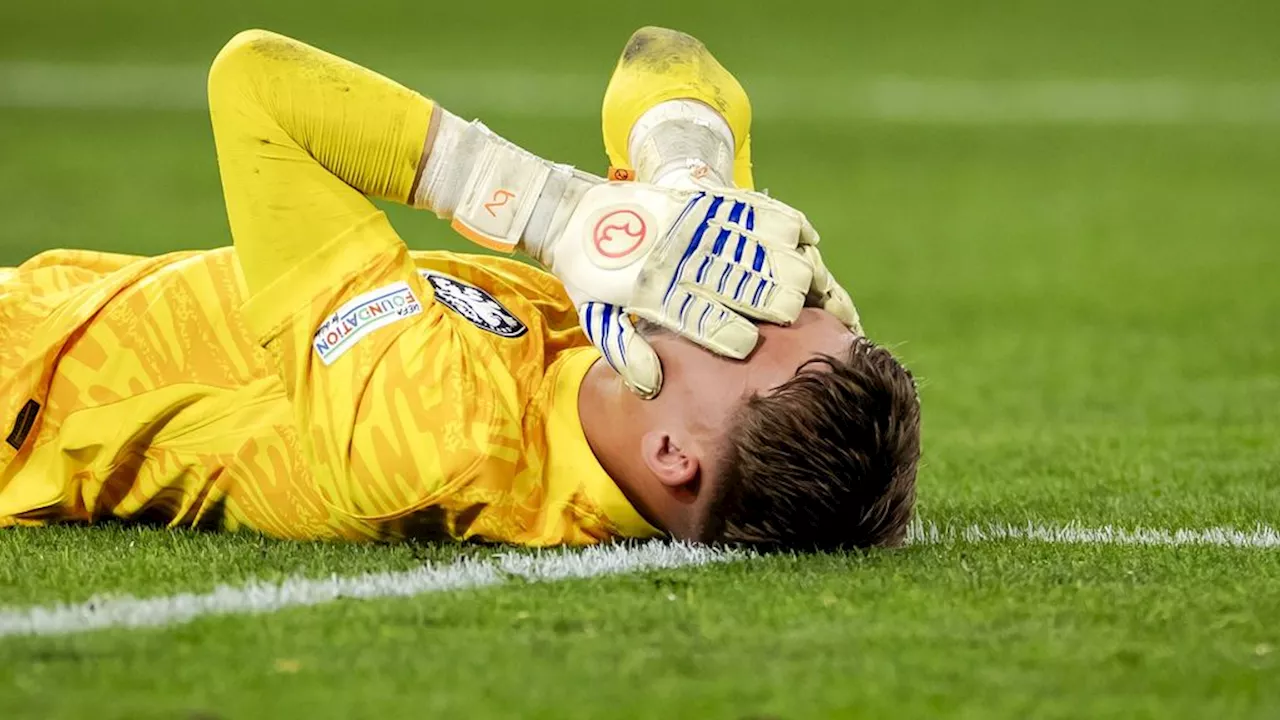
2, 0, 1279, 717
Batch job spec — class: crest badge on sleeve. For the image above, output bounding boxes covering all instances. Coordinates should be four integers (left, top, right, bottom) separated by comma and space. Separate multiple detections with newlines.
421, 271, 528, 338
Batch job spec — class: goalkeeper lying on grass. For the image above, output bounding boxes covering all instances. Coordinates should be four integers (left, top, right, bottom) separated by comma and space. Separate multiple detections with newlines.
0, 27, 920, 550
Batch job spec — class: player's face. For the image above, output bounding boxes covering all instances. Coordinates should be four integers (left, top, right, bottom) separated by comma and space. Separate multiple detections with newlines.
643, 308, 856, 474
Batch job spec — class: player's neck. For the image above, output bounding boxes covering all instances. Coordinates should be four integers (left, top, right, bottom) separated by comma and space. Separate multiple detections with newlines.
578, 359, 673, 535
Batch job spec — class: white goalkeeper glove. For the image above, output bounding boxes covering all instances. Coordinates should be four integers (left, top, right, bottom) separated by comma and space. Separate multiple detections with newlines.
415, 110, 829, 398
625, 100, 863, 337
601, 26, 863, 340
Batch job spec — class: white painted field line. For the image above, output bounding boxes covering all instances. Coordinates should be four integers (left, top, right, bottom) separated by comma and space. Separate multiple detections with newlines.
3, 522, 1276, 639
0, 542, 741, 639
907, 520, 1280, 548
3, 61, 1280, 125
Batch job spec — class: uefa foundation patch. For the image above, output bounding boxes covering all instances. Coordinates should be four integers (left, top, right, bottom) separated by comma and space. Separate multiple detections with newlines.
313, 281, 423, 365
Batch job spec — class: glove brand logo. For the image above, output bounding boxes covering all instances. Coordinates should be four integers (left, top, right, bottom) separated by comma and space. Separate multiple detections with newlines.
594, 209, 647, 258
588, 206, 655, 269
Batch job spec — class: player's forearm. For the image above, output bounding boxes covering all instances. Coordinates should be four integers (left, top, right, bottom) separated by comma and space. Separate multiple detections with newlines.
208, 29, 594, 266
208, 30, 433, 205
601, 26, 756, 190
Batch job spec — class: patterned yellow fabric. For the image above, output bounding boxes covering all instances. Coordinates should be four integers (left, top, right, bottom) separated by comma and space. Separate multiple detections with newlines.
0, 30, 661, 545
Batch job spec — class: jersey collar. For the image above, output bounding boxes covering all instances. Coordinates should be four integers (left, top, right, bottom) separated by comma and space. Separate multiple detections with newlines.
546, 348, 662, 540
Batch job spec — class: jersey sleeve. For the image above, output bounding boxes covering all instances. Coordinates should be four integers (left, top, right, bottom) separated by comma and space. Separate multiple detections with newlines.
242, 229, 520, 521
207, 29, 433, 296
207, 31, 518, 522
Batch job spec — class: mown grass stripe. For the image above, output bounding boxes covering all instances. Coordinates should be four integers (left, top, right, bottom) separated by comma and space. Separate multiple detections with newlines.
907, 521, 1280, 548
3, 522, 1276, 639
3, 61, 1280, 125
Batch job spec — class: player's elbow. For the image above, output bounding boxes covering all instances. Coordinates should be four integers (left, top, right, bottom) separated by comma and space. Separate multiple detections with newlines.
207, 29, 284, 112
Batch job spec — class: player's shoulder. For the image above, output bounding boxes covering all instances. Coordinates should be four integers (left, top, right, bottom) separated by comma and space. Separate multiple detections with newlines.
409, 250, 577, 318
408, 250, 558, 290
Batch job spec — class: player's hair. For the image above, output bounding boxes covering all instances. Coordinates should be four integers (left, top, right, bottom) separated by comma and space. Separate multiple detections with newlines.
702, 337, 920, 551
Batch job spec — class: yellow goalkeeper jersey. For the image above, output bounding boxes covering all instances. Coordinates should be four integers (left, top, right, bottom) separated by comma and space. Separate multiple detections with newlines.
0, 30, 661, 546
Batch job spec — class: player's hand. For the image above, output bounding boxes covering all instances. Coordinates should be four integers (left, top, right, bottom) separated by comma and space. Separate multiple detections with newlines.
423, 114, 850, 397
593, 24, 862, 390
796, 224, 862, 335
529, 179, 841, 398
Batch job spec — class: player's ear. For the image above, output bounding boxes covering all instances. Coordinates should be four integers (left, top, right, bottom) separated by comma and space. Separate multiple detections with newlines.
640, 430, 700, 490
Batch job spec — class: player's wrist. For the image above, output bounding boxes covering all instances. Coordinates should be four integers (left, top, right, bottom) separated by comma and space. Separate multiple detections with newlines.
410, 112, 601, 258
629, 99, 735, 189
520, 166, 598, 266
412, 109, 473, 216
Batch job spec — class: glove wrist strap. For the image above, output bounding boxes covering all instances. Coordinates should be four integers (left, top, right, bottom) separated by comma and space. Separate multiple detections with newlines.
522, 166, 598, 266
413, 109, 472, 218
412, 112, 596, 255
629, 100, 735, 188
451, 121, 550, 252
